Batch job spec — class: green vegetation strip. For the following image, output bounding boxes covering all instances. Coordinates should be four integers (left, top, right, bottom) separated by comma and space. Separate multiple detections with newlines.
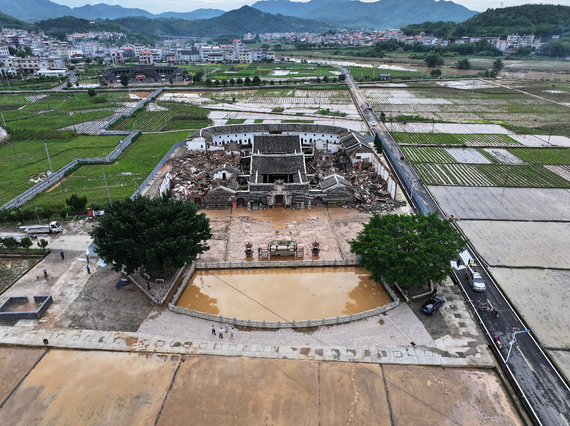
28, 132, 189, 206
226, 119, 246, 125
507, 148, 570, 165
0, 135, 122, 206
415, 163, 570, 188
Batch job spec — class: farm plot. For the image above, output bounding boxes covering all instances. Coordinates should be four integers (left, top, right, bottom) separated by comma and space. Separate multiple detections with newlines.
247, 89, 350, 105
506, 148, 570, 165
414, 164, 494, 186
482, 149, 522, 164
414, 163, 570, 187
445, 148, 492, 164
392, 133, 463, 145
111, 111, 173, 132
28, 131, 189, 206
545, 165, 570, 182
0, 135, 122, 206
455, 134, 519, 146
110, 102, 210, 132
401, 147, 456, 163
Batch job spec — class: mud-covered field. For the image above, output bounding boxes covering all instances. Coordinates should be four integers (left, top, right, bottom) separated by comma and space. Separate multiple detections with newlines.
0, 348, 522, 426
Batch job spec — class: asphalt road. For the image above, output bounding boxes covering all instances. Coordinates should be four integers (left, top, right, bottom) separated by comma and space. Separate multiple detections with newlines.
341, 67, 570, 425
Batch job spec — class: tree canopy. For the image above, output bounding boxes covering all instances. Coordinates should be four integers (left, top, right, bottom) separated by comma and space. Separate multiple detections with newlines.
350, 213, 465, 291
90, 192, 212, 274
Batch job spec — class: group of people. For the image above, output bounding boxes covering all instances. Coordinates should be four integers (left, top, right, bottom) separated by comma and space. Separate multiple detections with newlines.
212, 323, 234, 340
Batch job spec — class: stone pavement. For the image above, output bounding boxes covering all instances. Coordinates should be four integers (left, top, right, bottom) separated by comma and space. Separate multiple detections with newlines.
0, 277, 493, 368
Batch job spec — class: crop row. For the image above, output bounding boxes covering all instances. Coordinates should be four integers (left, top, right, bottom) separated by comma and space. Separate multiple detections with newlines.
392, 132, 463, 145
110, 111, 173, 132
401, 147, 456, 163
393, 132, 519, 146
455, 134, 519, 146
507, 148, 570, 165
415, 163, 570, 188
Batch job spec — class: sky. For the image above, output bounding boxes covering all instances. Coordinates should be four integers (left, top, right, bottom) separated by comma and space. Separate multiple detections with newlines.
50, 0, 570, 15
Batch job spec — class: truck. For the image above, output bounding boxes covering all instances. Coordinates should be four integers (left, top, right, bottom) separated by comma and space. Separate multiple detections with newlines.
454, 250, 486, 292
19, 221, 63, 234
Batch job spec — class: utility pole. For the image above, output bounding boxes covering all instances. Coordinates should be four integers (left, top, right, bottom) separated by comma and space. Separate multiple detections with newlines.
504, 329, 530, 367
102, 168, 112, 206
45, 143, 53, 174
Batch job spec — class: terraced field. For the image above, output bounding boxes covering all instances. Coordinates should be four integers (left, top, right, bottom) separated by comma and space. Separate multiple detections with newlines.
415, 163, 570, 187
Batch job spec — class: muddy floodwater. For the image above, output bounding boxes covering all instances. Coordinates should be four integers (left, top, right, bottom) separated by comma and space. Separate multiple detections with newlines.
176, 267, 391, 321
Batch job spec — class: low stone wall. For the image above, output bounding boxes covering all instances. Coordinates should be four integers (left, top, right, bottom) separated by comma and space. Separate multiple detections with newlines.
168, 260, 400, 329
0, 295, 52, 321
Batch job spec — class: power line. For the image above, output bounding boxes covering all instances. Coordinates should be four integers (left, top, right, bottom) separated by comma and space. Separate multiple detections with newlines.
209, 272, 463, 425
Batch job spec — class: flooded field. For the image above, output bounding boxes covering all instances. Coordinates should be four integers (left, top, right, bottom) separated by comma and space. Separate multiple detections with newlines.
176, 267, 391, 321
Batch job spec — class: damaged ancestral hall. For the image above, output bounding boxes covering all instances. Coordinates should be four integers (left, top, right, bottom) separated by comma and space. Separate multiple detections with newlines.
165, 124, 399, 211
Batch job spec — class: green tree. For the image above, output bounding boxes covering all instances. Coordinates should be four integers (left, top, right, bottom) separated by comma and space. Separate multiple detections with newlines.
430, 69, 442, 78
373, 134, 383, 153
349, 213, 465, 292
87, 88, 97, 97
380, 112, 386, 121
21, 237, 33, 250
425, 54, 444, 67
338, 74, 346, 81
252, 75, 261, 85
192, 71, 203, 83
245, 77, 252, 86
66, 193, 88, 214
37, 239, 49, 249
455, 58, 471, 69
492, 59, 504, 72
3, 237, 18, 249
119, 73, 129, 87
90, 192, 212, 274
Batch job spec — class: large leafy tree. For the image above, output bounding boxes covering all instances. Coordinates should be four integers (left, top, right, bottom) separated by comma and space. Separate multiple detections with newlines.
350, 213, 465, 291
66, 193, 88, 214
90, 192, 212, 274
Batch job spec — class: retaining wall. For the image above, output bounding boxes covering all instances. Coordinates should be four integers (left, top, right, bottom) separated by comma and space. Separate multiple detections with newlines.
168, 260, 400, 329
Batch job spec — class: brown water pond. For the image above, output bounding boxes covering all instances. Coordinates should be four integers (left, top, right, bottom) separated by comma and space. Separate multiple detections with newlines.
175, 267, 391, 321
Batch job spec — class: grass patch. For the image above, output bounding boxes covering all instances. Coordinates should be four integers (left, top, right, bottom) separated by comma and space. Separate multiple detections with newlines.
28, 132, 189, 206
254, 119, 264, 123
393, 133, 463, 145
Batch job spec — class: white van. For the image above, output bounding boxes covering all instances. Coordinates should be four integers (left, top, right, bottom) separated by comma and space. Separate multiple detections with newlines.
466, 264, 486, 292
453, 250, 486, 292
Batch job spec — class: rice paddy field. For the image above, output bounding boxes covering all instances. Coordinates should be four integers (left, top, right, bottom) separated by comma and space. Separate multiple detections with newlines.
0, 135, 122, 206
364, 80, 570, 136
28, 131, 189, 206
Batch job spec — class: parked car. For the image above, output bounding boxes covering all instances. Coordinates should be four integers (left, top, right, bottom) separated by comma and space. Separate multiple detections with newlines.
421, 295, 445, 315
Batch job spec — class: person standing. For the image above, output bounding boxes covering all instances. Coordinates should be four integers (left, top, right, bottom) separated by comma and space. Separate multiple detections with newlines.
219, 327, 224, 339
230, 327, 234, 340
60, 251, 64, 260
211, 325, 216, 335
86, 265, 90, 274
225, 322, 229, 333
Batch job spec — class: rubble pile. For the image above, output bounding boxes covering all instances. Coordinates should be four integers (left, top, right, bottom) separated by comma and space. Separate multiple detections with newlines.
166, 152, 243, 201
346, 165, 403, 213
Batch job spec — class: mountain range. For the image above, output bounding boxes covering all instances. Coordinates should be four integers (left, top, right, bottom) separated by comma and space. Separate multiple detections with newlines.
0, 0, 477, 29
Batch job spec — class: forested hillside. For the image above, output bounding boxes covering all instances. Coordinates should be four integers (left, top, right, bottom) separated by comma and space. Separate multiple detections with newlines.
403, 4, 570, 39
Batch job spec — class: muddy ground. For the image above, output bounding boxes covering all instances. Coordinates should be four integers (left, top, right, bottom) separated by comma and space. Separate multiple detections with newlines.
0, 348, 522, 426
202, 206, 374, 262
